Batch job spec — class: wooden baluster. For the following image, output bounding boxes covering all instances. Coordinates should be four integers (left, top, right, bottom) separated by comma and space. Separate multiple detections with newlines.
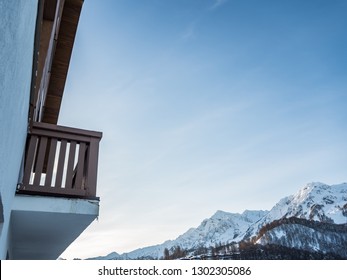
65, 141, 77, 189
74, 142, 86, 191
55, 140, 67, 188
33, 136, 48, 187
44, 138, 58, 187
85, 138, 100, 197
22, 135, 38, 187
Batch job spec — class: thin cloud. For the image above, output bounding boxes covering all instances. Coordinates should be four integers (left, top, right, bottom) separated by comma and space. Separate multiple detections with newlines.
210, 0, 228, 10
180, 22, 196, 41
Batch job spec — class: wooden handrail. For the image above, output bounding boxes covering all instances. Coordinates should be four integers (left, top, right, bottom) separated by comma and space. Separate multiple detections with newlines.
18, 122, 102, 198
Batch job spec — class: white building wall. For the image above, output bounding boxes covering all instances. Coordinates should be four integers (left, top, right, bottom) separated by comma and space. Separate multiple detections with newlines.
0, 0, 38, 259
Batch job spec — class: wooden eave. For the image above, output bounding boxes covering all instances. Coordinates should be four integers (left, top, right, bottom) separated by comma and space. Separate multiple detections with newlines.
42, 0, 84, 124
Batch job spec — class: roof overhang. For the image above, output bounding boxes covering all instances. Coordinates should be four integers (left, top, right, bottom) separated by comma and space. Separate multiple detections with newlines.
30, 0, 84, 125
43, 0, 84, 124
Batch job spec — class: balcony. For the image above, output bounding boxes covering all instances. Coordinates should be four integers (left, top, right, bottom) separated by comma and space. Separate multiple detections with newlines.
11, 122, 102, 259
17, 122, 102, 199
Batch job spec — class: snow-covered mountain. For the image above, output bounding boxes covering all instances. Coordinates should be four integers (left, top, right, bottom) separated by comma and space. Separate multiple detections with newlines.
90, 182, 347, 260
91, 210, 267, 260
241, 182, 347, 240
171, 210, 267, 249
254, 217, 347, 258
240, 182, 347, 257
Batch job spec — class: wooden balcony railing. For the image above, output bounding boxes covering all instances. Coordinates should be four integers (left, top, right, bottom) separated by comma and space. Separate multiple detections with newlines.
17, 122, 102, 199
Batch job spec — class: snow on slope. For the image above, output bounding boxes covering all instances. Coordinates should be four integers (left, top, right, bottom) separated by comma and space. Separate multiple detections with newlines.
241, 182, 347, 240
174, 210, 267, 248
90, 252, 121, 260
256, 222, 347, 257
90, 210, 267, 259
90, 182, 347, 259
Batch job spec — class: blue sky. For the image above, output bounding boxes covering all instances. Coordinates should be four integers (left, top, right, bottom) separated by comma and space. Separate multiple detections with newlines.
59, 0, 347, 259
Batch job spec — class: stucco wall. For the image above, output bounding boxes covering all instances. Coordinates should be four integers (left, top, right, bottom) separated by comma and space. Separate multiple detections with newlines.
0, 0, 38, 259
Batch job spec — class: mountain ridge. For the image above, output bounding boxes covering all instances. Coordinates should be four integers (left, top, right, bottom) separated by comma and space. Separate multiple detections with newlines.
89, 182, 347, 260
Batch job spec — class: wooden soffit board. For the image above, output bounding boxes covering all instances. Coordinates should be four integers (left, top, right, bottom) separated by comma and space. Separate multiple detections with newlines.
42, 0, 84, 124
